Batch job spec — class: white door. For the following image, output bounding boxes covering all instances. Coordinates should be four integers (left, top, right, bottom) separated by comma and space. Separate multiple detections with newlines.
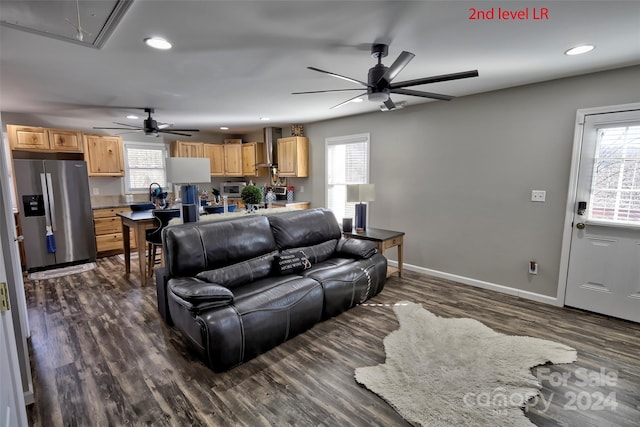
565, 109, 640, 323
0, 233, 29, 427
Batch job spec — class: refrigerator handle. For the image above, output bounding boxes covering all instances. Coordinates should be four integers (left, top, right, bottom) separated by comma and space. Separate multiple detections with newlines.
46, 173, 57, 231
40, 173, 52, 228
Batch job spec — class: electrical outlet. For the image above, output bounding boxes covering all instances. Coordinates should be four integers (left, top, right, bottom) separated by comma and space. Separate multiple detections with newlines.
300, 186, 304, 193
528, 261, 538, 275
531, 190, 546, 202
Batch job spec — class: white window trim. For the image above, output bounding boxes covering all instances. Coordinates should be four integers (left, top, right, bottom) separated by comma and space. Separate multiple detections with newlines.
325, 133, 370, 219
123, 140, 169, 193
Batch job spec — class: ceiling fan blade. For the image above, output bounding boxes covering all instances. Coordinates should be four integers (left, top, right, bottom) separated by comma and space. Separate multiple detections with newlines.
390, 70, 479, 89
307, 67, 370, 88
112, 122, 142, 128
159, 130, 198, 136
292, 88, 366, 95
379, 51, 415, 84
383, 99, 397, 110
166, 128, 200, 132
330, 92, 367, 109
114, 130, 144, 136
93, 126, 142, 130
391, 88, 454, 101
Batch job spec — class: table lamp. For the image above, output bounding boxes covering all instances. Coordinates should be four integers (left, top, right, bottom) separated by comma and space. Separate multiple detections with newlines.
166, 157, 211, 222
347, 184, 375, 232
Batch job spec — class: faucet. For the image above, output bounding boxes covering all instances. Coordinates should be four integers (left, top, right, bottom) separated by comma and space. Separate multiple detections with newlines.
149, 182, 162, 202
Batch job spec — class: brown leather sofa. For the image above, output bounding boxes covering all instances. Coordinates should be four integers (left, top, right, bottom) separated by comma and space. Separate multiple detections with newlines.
155, 208, 387, 372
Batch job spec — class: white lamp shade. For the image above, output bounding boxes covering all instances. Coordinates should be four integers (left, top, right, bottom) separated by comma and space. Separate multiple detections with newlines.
347, 184, 375, 203
166, 157, 211, 184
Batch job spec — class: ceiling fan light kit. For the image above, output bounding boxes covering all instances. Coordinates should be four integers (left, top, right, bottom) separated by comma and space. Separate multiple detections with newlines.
294, 43, 479, 111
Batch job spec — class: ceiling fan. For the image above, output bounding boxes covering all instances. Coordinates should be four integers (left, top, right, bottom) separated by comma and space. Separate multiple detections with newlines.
293, 43, 479, 110
93, 108, 200, 137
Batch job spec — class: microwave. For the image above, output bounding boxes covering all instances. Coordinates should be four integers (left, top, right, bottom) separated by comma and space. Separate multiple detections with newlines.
220, 181, 246, 197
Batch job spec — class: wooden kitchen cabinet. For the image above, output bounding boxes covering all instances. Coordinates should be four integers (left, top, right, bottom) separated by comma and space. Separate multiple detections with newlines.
224, 143, 243, 176
48, 128, 83, 152
84, 135, 124, 176
7, 125, 84, 153
172, 140, 204, 158
242, 141, 267, 177
7, 125, 49, 151
204, 144, 225, 176
277, 136, 308, 177
93, 207, 136, 256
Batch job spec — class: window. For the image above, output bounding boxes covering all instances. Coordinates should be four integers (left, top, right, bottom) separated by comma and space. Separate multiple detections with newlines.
325, 133, 370, 223
123, 141, 168, 193
589, 125, 640, 224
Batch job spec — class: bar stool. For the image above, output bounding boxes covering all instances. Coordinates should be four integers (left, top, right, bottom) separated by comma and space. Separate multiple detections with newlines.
145, 209, 181, 279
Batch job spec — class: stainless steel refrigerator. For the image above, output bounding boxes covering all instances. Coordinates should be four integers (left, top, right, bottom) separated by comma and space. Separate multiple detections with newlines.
13, 159, 96, 271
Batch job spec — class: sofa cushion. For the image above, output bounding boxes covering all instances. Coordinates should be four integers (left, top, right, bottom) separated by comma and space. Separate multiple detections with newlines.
201, 276, 324, 371
268, 209, 342, 250
336, 238, 378, 259
196, 250, 278, 289
163, 215, 277, 277
305, 254, 388, 319
273, 250, 312, 275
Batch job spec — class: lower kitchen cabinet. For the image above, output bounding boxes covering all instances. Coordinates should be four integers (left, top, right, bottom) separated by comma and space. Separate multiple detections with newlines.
93, 207, 137, 256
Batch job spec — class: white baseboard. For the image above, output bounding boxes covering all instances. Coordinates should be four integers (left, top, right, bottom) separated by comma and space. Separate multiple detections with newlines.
388, 260, 562, 307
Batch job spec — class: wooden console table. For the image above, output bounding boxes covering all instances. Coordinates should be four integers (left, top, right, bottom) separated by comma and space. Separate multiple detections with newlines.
117, 210, 157, 287
343, 228, 404, 278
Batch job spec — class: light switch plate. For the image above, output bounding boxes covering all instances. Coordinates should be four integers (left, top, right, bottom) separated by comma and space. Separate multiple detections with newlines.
531, 190, 546, 202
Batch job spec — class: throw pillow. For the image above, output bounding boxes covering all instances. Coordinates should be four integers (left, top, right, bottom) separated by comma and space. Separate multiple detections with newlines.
273, 251, 312, 275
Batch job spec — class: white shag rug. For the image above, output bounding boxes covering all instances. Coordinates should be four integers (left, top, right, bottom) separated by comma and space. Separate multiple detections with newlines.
27, 262, 96, 280
355, 302, 577, 427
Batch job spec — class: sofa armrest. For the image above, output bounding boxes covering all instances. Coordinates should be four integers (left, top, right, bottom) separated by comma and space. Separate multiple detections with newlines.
336, 238, 378, 259
169, 277, 234, 308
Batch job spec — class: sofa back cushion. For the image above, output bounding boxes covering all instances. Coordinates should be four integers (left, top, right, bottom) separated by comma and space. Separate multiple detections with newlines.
267, 209, 342, 251
196, 250, 278, 289
164, 215, 277, 277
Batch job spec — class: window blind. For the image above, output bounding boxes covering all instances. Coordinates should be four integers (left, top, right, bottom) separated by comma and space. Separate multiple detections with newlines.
124, 142, 167, 192
326, 134, 370, 223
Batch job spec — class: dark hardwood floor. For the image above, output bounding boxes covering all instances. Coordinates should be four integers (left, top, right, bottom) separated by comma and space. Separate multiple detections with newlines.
24, 256, 639, 426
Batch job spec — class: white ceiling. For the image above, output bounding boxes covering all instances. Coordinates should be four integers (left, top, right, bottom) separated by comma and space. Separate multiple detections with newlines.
1, 0, 639, 134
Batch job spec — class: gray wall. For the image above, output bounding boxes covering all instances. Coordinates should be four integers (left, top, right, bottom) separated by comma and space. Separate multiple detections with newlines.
304, 65, 640, 298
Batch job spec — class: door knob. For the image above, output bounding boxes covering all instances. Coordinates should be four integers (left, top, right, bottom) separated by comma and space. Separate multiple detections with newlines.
14, 235, 24, 242
576, 223, 586, 230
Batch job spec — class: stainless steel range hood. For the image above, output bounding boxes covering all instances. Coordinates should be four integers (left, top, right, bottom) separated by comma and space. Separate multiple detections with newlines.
258, 127, 282, 167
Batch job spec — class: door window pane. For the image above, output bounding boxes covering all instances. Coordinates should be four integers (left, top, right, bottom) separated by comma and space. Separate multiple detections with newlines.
589, 126, 640, 224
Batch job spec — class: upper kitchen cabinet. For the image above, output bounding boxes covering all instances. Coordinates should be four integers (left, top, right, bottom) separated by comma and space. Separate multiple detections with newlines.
7, 125, 83, 153
277, 137, 308, 177
48, 128, 83, 152
224, 143, 243, 177
7, 125, 49, 151
83, 135, 124, 177
204, 144, 225, 176
242, 141, 266, 177
172, 141, 204, 158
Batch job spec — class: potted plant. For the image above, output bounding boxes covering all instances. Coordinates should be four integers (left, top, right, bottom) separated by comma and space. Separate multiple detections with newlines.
241, 185, 263, 211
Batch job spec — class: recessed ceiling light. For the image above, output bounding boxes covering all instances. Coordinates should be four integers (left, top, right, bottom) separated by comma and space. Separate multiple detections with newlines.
144, 37, 172, 50
260, 117, 270, 121
220, 126, 229, 130
565, 45, 595, 56
351, 98, 364, 103
126, 115, 138, 120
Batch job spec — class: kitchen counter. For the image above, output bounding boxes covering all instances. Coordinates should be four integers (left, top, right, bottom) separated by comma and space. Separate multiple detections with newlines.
271, 201, 311, 209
